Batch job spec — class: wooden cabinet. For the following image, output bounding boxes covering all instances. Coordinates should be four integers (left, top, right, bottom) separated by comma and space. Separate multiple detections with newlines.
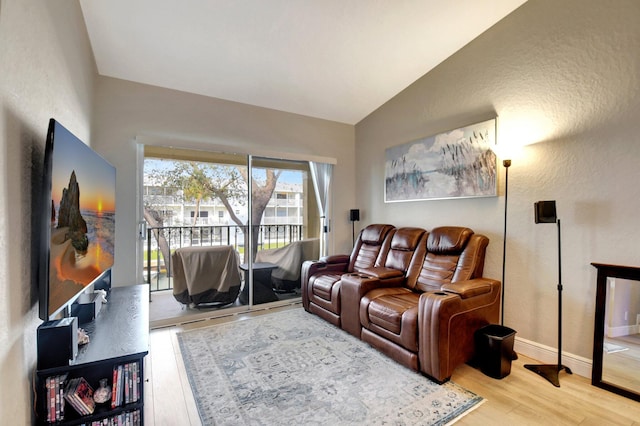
35, 285, 149, 425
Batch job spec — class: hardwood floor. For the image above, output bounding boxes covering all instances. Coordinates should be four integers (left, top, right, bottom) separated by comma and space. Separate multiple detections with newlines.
602, 335, 640, 395
144, 306, 640, 425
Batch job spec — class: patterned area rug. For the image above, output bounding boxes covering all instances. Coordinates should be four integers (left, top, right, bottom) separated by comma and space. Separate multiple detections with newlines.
177, 308, 484, 425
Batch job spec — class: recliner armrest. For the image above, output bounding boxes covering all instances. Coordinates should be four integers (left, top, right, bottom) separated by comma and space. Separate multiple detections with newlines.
321, 254, 350, 264
441, 278, 497, 299
301, 258, 350, 284
301, 258, 351, 310
357, 266, 404, 280
418, 278, 501, 382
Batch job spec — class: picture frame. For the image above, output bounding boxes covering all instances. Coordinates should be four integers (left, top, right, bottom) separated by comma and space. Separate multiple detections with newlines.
384, 118, 497, 202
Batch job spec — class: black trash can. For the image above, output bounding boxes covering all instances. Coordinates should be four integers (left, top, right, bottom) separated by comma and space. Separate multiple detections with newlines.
474, 324, 516, 379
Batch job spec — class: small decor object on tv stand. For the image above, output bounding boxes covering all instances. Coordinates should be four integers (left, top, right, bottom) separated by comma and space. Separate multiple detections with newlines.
93, 378, 112, 404
77, 327, 90, 345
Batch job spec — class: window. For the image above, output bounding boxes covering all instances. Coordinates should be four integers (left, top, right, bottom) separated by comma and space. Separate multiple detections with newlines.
190, 211, 209, 218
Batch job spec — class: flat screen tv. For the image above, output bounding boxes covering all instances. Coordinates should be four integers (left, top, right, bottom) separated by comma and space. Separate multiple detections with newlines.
38, 119, 116, 321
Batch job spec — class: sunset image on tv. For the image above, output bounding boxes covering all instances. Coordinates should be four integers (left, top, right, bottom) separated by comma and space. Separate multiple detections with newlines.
48, 122, 116, 316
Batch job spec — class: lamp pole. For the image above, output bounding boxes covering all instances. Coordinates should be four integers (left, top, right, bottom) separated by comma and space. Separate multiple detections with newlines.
501, 159, 511, 326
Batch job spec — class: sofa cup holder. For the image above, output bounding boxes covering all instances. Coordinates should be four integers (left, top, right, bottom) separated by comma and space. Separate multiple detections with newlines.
348, 273, 370, 278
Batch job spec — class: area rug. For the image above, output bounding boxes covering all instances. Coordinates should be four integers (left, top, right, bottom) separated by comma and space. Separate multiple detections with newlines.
177, 308, 483, 425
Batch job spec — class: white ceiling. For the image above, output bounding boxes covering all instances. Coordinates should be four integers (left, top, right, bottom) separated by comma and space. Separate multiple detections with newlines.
79, 0, 527, 125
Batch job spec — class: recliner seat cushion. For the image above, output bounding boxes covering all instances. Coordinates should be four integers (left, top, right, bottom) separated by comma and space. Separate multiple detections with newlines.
308, 273, 342, 313
360, 287, 420, 352
311, 273, 342, 301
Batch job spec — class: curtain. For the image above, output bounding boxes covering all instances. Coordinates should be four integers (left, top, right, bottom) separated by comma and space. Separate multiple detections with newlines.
309, 161, 333, 257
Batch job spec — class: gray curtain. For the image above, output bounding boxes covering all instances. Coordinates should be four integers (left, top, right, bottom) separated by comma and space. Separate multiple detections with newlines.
309, 161, 333, 257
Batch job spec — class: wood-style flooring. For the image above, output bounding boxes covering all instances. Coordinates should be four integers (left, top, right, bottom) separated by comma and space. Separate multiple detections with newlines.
602, 334, 640, 395
143, 306, 640, 425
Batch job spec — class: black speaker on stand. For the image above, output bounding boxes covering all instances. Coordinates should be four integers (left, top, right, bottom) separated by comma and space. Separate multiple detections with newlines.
350, 209, 360, 246
525, 200, 573, 387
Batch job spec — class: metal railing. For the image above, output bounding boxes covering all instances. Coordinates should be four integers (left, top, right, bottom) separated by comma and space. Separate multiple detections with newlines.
145, 224, 304, 292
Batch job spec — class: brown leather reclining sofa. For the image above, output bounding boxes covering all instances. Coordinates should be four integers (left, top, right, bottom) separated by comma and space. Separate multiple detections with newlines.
301, 224, 500, 383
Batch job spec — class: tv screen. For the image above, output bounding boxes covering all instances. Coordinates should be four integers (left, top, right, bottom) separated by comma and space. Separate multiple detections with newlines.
38, 119, 116, 321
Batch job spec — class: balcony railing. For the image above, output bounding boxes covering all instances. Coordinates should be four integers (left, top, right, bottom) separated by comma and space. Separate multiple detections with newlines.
145, 224, 304, 292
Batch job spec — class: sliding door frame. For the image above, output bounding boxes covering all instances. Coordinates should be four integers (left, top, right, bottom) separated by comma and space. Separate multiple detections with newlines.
137, 137, 335, 318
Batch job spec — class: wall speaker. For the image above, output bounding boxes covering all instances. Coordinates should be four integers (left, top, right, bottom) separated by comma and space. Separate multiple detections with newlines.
349, 209, 360, 222
534, 200, 557, 224
37, 317, 79, 369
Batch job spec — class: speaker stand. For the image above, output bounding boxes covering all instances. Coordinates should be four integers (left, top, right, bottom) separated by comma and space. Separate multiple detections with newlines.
525, 219, 573, 387
351, 220, 355, 246
524, 364, 572, 388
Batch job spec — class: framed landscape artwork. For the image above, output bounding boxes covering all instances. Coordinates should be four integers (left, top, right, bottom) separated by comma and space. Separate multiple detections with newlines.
384, 118, 497, 202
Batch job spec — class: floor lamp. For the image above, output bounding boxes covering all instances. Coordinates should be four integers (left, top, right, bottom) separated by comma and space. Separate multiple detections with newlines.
524, 200, 573, 387
501, 159, 511, 326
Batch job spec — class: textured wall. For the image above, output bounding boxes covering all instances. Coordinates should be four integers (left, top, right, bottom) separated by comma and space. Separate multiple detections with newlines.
355, 0, 640, 366
0, 0, 96, 422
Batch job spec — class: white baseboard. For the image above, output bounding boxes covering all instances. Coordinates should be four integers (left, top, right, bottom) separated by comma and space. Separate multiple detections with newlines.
514, 336, 592, 379
606, 324, 640, 338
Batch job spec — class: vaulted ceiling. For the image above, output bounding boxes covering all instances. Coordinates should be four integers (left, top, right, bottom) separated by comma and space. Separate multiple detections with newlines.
80, 0, 527, 124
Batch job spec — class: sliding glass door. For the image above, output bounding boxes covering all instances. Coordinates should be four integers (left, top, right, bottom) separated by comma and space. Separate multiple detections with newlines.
245, 156, 320, 305
141, 147, 321, 321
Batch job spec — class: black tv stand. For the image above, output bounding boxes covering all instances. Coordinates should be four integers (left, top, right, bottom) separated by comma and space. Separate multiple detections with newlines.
35, 285, 149, 425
